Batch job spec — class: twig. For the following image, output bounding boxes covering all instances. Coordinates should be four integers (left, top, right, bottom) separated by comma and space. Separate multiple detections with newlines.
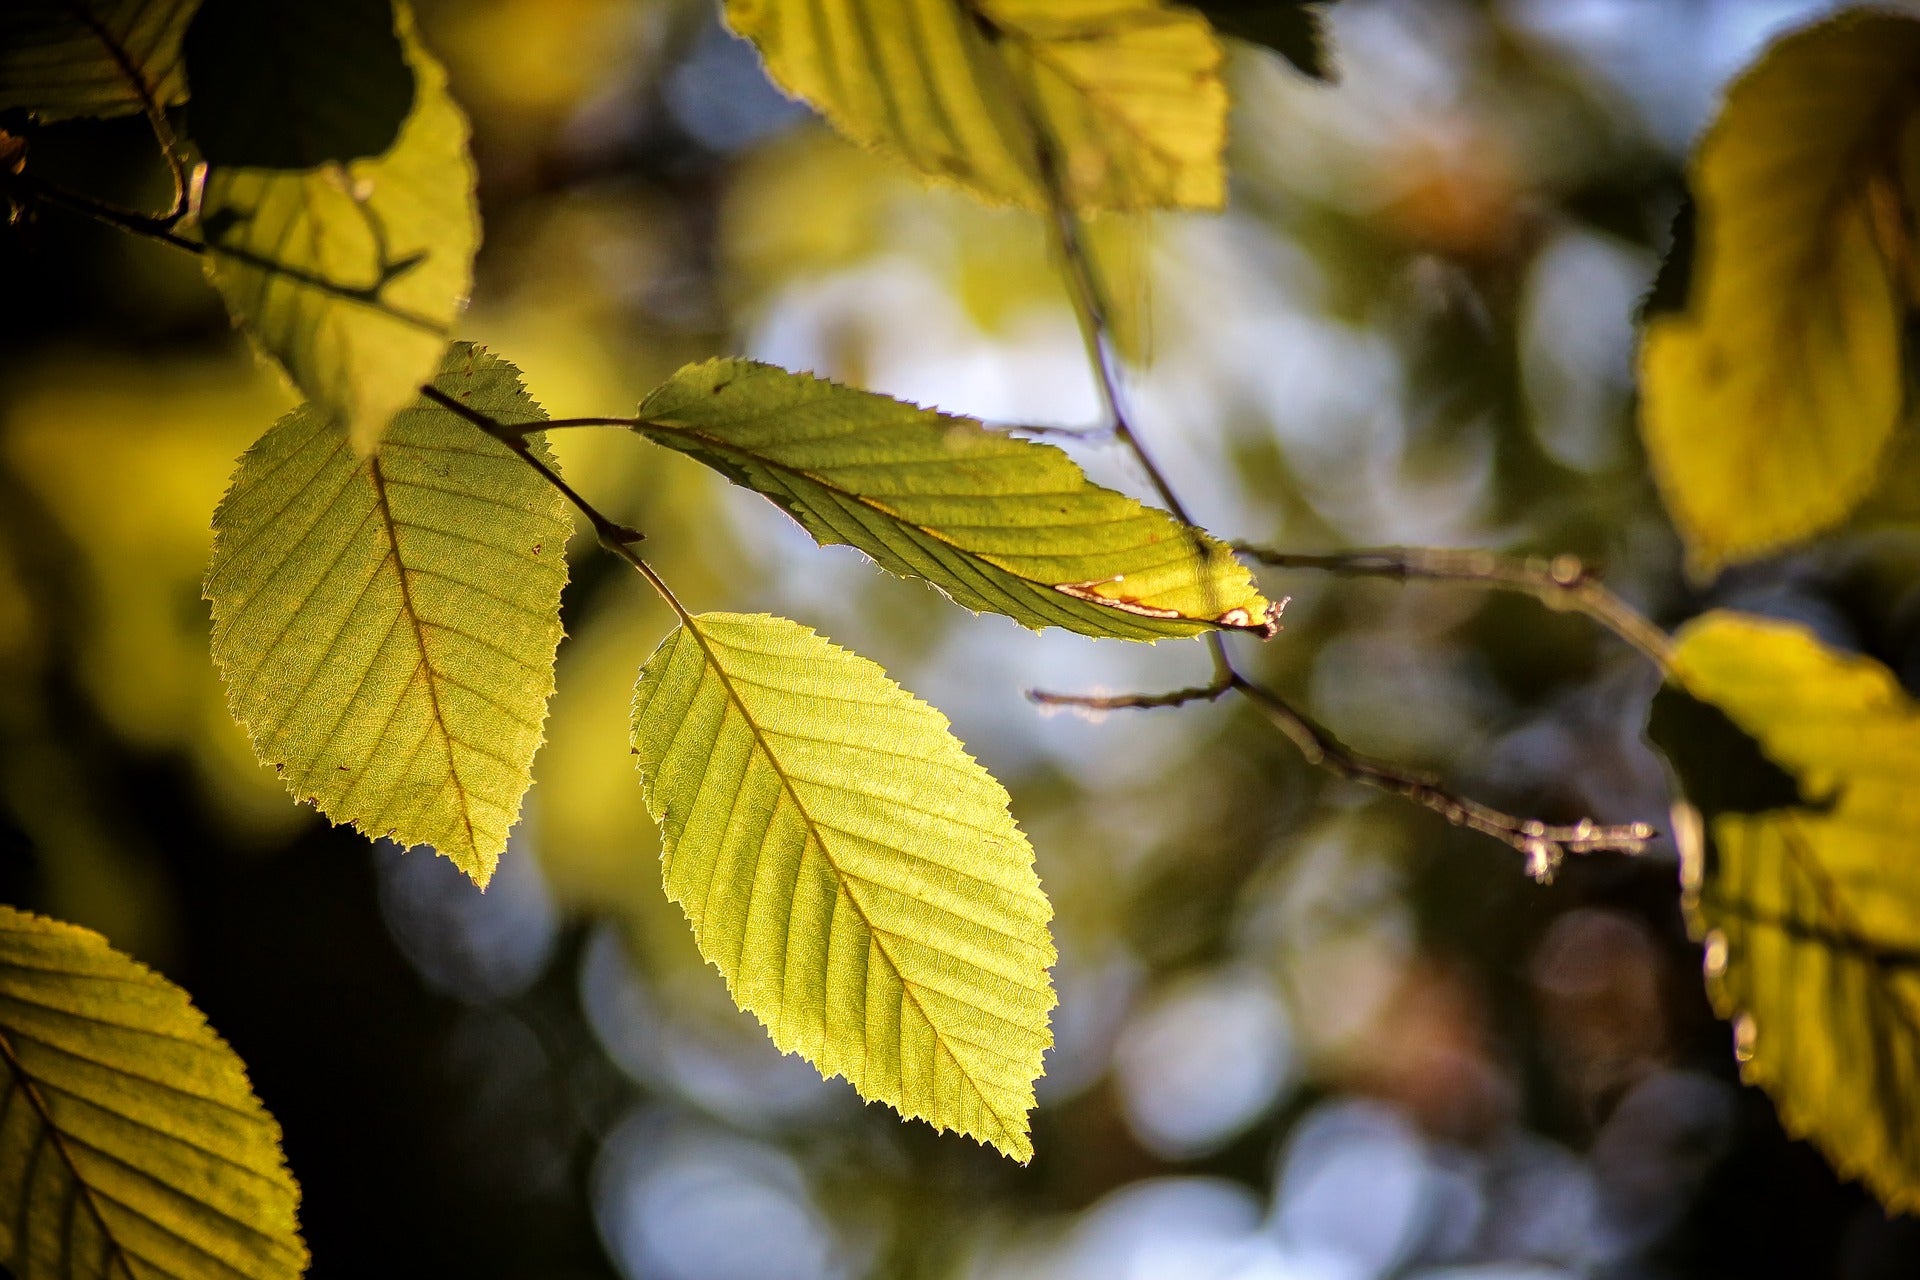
1235, 543, 1675, 672
420, 386, 691, 622
9, 171, 204, 254
1230, 675, 1653, 882
1028, 674, 1233, 713
9, 172, 445, 332
1002, 25, 1656, 877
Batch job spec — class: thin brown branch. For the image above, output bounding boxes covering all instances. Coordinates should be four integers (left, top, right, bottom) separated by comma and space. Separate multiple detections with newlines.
1235, 543, 1675, 672
1230, 675, 1655, 881
8, 170, 204, 253
993, 29, 1653, 875
10, 172, 446, 332
1027, 673, 1233, 713
421, 386, 692, 622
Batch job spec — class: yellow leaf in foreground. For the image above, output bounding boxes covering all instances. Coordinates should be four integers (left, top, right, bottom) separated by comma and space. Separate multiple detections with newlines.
0, 906, 305, 1279
1639, 9, 1920, 573
632, 612, 1056, 1160
723, 0, 1226, 212
1654, 611, 1920, 1212
206, 344, 572, 885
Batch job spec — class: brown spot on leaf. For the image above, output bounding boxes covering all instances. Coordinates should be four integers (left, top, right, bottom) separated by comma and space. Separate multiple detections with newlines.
1222, 595, 1287, 639
1053, 580, 1183, 618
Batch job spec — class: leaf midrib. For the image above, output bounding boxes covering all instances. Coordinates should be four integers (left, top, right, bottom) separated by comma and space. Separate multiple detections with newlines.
68, 0, 170, 120
678, 619, 1027, 1147
640, 419, 1214, 629
0, 1018, 138, 1280
365, 452, 478, 858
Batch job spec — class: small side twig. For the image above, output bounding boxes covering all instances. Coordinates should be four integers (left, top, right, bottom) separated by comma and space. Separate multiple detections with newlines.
1236, 543, 1676, 673
1028, 674, 1233, 713
421, 386, 690, 621
1230, 675, 1653, 882
9, 172, 446, 332
8, 171, 204, 254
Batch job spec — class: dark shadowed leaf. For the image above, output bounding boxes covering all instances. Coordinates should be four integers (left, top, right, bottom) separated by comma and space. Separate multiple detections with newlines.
0, 0, 198, 122
198, 0, 475, 454
1652, 611, 1920, 1213
1188, 0, 1338, 81
183, 0, 414, 169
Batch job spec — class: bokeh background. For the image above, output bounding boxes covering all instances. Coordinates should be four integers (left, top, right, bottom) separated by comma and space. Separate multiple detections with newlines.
7, 0, 1920, 1275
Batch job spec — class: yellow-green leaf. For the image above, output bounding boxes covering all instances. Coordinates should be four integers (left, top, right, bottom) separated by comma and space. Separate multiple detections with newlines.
636, 359, 1275, 639
0, 905, 305, 1279
631, 612, 1056, 1160
723, 0, 1227, 212
1638, 9, 1920, 574
205, 343, 571, 886
0, 0, 197, 122
199, 1, 476, 455
1651, 610, 1920, 1213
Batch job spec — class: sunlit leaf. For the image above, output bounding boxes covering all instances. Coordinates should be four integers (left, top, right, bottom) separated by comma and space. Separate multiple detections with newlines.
631, 611, 1056, 1160
1638, 9, 1920, 574
183, 0, 414, 169
0, 905, 305, 1279
205, 343, 571, 886
1650, 611, 1920, 1213
0, 0, 197, 122
635, 359, 1275, 639
199, 1, 476, 455
1189, 0, 1338, 81
723, 0, 1227, 212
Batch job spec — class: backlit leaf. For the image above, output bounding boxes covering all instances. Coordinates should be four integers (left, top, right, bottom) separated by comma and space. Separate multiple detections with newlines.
722, 0, 1227, 212
631, 611, 1056, 1160
1650, 611, 1920, 1213
183, 0, 414, 169
0, 905, 305, 1279
199, 1, 476, 455
0, 0, 197, 122
635, 359, 1276, 639
1638, 9, 1920, 573
205, 343, 571, 886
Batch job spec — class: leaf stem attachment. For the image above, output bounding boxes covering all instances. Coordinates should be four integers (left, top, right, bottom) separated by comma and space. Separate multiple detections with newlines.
421, 385, 691, 623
